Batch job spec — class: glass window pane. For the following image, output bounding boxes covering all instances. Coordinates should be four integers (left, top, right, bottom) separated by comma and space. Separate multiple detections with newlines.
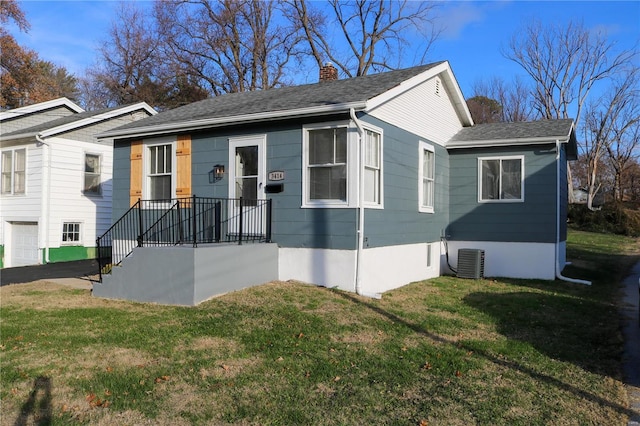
423, 178, 434, 208
2, 151, 11, 171
150, 146, 157, 174
150, 175, 171, 200
335, 128, 347, 163
84, 174, 100, 193
14, 150, 25, 172
481, 160, 500, 200
424, 150, 434, 179
501, 159, 522, 199
310, 166, 346, 201
364, 168, 379, 203
165, 145, 172, 173
309, 129, 334, 165
1, 172, 10, 194
14, 171, 25, 193
85, 154, 99, 173
236, 146, 258, 176
365, 131, 379, 168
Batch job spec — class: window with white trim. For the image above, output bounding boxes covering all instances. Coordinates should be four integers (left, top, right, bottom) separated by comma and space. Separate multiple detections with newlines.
419, 142, 435, 213
305, 125, 349, 204
1, 148, 26, 195
62, 222, 81, 243
147, 143, 173, 200
83, 153, 101, 195
363, 128, 382, 206
478, 156, 524, 202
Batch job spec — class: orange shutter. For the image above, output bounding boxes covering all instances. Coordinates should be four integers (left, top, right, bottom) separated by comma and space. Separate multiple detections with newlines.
129, 140, 143, 206
175, 134, 192, 197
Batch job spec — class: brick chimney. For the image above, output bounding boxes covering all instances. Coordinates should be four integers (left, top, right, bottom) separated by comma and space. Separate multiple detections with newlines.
319, 63, 338, 82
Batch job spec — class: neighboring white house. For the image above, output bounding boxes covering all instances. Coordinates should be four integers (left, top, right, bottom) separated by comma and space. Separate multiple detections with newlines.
0, 98, 156, 268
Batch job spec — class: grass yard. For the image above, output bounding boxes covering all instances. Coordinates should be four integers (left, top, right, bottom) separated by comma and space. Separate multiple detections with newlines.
1, 230, 638, 425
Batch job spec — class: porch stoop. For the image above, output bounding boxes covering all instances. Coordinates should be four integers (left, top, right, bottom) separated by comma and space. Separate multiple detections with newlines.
92, 243, 279, 305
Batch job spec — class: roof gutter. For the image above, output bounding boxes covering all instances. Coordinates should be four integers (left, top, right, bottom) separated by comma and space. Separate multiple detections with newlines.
98, 101, 368, 140
447, 134, 572, 150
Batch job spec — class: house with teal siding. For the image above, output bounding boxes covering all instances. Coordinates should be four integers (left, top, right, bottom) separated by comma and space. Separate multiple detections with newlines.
94, 61, 581, 305
0, 98, 156, 268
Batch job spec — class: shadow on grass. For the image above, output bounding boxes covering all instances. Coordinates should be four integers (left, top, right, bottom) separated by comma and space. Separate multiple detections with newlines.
14, 376, 52, 426
332, 289, 636, 420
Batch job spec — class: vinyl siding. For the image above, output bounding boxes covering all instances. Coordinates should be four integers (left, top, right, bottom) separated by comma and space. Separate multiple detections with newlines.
63, 111, 151, 145
368, 76, 464, 146
190, 123, 357, 250
359, 115, 450, 248
0, 105, 77, 134
0, 143, 43, 246
448, 144, 558, 243
45, 137, 113, 248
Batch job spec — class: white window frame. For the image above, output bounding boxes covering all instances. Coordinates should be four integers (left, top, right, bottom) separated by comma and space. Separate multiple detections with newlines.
302, 121, 357, 208
143, 137, 176, 202
362, 124, 384, 209
61, 221, 82, 245
478, 155, 525, 203
83, 152, 102, 195
1, 147, 26, 196
418, 141, 435, 213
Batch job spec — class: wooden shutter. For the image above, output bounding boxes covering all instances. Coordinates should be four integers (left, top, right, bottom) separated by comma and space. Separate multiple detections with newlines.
175, 134, 191, 197
129, 140, 143, 206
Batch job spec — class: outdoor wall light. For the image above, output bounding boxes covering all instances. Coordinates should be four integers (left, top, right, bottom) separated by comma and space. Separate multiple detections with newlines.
209, 164, 225, 183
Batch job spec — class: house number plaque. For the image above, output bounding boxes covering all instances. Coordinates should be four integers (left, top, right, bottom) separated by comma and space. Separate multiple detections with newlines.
268, 171, 285, 181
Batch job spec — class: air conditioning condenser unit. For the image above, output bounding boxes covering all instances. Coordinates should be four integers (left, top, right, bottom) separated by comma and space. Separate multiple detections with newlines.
457, 249, 485, 279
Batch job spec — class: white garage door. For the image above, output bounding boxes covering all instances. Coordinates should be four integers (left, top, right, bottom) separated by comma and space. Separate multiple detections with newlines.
11, 222, 39, 267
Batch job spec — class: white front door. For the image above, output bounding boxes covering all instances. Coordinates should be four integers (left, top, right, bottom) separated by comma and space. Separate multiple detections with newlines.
228, 135, 266, 237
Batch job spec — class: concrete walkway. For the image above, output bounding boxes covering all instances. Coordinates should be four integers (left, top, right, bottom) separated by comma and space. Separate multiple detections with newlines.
621, 260, 640, 425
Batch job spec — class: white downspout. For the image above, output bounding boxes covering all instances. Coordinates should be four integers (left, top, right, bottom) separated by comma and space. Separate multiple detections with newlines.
349, 108, 381, 298
35, 134, 51, 263
555, 139, 591, 285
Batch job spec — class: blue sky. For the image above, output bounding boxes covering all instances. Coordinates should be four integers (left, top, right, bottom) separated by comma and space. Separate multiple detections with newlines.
8, 0, 640, 100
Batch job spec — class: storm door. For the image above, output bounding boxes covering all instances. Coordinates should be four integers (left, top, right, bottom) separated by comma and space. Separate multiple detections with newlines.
228, 136, 266, 238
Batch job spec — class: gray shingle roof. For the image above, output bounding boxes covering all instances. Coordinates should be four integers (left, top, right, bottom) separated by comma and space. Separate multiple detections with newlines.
109, 62, 444, 133
0, 104, 132, 138
450, 119, 575, 142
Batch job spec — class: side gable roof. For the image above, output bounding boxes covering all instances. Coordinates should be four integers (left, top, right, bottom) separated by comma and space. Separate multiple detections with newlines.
99, 61, 473, 139
448, 119, 578, 159
0, 97, 84, 121
0, 102, 157, 142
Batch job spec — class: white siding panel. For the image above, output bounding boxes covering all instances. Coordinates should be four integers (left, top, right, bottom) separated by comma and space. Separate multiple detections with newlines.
46, 137, 113, 248
368, 77, 464, 146
0, 143, 43, 247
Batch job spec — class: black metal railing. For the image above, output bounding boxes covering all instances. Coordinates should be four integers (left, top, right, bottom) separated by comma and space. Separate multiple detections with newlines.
96, 195, 272, 282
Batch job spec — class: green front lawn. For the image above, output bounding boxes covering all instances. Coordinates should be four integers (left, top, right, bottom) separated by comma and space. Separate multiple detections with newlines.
1, 230, 637, 425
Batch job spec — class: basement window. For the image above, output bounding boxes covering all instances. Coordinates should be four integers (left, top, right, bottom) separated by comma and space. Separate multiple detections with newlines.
62, 222, 81, 243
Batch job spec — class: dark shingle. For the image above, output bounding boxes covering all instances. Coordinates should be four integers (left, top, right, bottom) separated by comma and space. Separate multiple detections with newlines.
451, 119, 575, 142
0, 104, 132, 138
111, 62, 444, 133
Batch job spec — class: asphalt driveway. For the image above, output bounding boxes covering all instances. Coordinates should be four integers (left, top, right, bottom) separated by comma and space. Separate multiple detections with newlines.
0, 259, 98, 286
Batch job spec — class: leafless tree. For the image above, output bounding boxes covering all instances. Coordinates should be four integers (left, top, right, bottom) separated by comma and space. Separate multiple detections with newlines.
82, 2, 165, 108
505, 19, 637, 204
287, 0, 440, 77
155, 0, 302, 95
581, 66, 640, 209
471, 76, 533, 122
604, 68, 640, 202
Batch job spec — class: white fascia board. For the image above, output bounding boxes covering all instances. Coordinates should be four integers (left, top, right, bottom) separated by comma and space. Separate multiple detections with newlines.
0, 97, 83, 121
39, 103, 157, 138
365, 61, 474, 126
98, 101, 367, 139
447, 135, 571, 149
